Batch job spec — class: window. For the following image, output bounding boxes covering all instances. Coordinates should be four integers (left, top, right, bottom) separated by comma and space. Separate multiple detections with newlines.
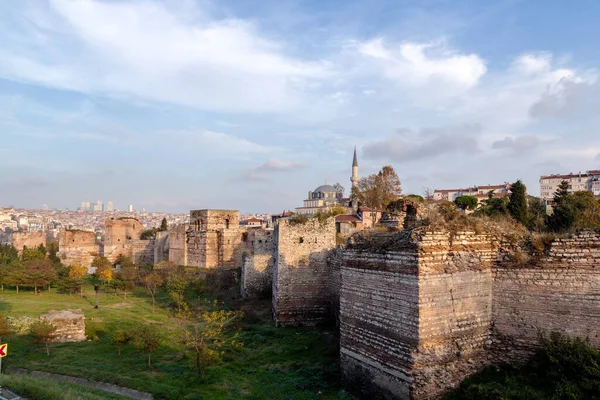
224, 219, 230, 229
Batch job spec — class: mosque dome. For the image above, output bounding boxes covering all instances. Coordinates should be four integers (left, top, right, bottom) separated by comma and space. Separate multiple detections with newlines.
314, 184, 337, 193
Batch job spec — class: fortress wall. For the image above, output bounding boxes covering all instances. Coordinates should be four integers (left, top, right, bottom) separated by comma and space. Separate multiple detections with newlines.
241, 229, 275, 298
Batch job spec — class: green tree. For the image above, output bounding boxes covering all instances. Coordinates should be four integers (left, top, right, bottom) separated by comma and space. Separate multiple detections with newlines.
572, 191, 600, 230
547, 181, 576, 232
454, 195, 478, 211
143, 271, 165, 314
476, 191, 509, 217
131, 324, 161, 368
26, 258, 57, 294
159, 218, 168, 232
508, 180, 529, 225
112, 330, 129, 356
181, 309, 244, 378
527, 196, 547, 232
351, 165, 402, 210
21, 245, 45, 262
140, 228, 158, 240
92, 256, 113, 284
0, 244, 19, 266
166, 269, 188, 314
30, 320, 57, 355
6, 261, 27, 294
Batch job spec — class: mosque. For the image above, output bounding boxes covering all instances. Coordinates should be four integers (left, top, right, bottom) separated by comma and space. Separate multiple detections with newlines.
295, 148, 359, 216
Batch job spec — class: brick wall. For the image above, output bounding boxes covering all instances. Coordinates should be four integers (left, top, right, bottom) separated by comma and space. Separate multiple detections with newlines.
241, 228, 275, 298
58, 230, 97, 268
130, 239, 155, 265
188, 210, 243, 268
492, 230, 600, 363
272, 217, 336, 326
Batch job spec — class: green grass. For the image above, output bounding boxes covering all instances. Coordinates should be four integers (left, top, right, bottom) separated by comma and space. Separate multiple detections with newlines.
0, 279, 347, 399
0, 373, 127, 400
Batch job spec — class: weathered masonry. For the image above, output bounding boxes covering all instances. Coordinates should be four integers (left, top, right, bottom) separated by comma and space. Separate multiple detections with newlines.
272, 218, 337, 326
101, 217, 153, 265
241, 228, 275, 298
58, 229, 97, 268
11, 231, 46, 253
339, 229, 600, 399
187, 210, 243, 268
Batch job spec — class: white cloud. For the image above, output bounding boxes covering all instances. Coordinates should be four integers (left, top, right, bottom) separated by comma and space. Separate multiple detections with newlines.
195, 131, 279, 154
356, 38, 487, 88
0, 0, 330, 113
241, 158, 306, 181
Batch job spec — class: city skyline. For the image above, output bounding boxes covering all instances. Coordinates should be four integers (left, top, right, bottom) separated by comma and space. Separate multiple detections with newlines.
2, 0, 600, 213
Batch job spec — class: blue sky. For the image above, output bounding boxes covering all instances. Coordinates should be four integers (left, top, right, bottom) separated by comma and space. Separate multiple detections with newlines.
1, 0, 600, 213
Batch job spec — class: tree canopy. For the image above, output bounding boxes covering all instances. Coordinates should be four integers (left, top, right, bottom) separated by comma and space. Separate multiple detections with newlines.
508, 180, 529, 225
351, 165, 402, 210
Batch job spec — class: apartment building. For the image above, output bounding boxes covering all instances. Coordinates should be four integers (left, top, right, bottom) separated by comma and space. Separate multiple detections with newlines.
539, 170, 600, 203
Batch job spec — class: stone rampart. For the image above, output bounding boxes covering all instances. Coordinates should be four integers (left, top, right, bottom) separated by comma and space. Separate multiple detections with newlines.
339, 228, 600, 399
492, 230, 600, 364
187, 210, 243, 268
241, 228, 275, 298
168, 223, 189, 266
272, 217, 337, 326
58, 230, 97, 267
154, 231, 169, 265
131, 239, 155, 265
11, 231, 46, 252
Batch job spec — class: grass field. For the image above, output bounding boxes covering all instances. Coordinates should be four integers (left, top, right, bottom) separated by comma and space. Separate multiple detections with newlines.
0, 279, 347, 400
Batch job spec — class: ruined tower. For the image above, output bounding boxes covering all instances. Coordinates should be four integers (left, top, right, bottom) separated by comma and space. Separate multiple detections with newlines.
350, 146, 359, 188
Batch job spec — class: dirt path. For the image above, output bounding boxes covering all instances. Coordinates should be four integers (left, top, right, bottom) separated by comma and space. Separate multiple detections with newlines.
8, 368, 153, 400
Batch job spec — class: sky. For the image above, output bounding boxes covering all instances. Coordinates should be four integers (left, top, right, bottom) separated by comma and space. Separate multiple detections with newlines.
1, 0, 600, 213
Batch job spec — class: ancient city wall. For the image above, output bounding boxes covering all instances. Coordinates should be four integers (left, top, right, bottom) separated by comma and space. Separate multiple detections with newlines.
339, 228, 600, 399
187, 210, 243, 268
241, 229, 275, 298
130, 239, 155, 265
104, 217, 142, 245
492, 230, 600, 364
154, 231, 169, 265
168, 224, 188, 266
11, 231, 46, 252
41, 309, 86, 343
272, 217, 336, 326
58, 230, 97, 267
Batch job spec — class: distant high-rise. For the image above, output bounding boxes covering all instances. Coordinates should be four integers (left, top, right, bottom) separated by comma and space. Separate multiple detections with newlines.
42, 204, 48, 211
106, 201, 114, 212
128, 204, 134, 212
93, 200, 103, 212
80, 201, 91, 211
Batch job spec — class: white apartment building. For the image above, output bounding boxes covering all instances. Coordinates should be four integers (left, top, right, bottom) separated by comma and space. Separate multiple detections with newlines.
433, 183, 511, 202
539, 170, 600, 203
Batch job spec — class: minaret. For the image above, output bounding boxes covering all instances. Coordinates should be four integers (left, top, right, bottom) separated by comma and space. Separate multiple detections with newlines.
351, 146, 359, 188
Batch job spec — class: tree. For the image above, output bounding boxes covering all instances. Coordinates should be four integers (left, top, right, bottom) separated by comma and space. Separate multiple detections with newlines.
143, 272, 165, 314
351, 165, 402, 210
26, 258, 56, 294
454, 195, 479, 211
0, 313, 14, 343
93, 256, 113, 284
508, 180, 529, 225
131, 324, 161, 368
181, 310, 243, 378
30, 319, 57, 355
476, 191, 508, 217
140, 228, 158, 240
572, 191, 600, 230
67, 264, 87, 297
332, 183, 345, 201
166, 269, 188, 315
528, 197, 547, 232
112, 330, 129, 356
6, 261, 27, 294
159, 218, 168, 232
21, 245, 45, 262
547, 181, 576, 232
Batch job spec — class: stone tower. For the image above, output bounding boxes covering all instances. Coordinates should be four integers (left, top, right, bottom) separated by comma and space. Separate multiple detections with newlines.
351, 146, 359, 188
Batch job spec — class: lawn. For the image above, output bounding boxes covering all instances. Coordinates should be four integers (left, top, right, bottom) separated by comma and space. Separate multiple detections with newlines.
0, 280, 347, 399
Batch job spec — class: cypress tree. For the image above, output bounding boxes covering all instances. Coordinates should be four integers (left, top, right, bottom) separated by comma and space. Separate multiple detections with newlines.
160, 217, 168, 232
548, 180, 575, 232
508, 180, 529, 225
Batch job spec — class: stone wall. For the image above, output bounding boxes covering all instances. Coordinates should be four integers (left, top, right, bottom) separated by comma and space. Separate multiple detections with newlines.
154, 231, 169, 265
338, 228, 600, 399
241, 228, 275, 298
41, 309, 86, 343
187, 210, 243, 269
58, 230, 97, 267
102, 217, 144, 263
492, 230, 600, 364
130, 239, 155, 265
11, 231, 46, 252
272, 217, 337, 326
168, 223, 189, 266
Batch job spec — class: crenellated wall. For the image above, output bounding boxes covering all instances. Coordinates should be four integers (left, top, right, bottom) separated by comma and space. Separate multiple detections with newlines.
272, 217, 337, 326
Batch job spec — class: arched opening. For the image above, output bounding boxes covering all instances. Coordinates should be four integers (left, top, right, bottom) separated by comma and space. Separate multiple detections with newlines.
224, 219, 230, 229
